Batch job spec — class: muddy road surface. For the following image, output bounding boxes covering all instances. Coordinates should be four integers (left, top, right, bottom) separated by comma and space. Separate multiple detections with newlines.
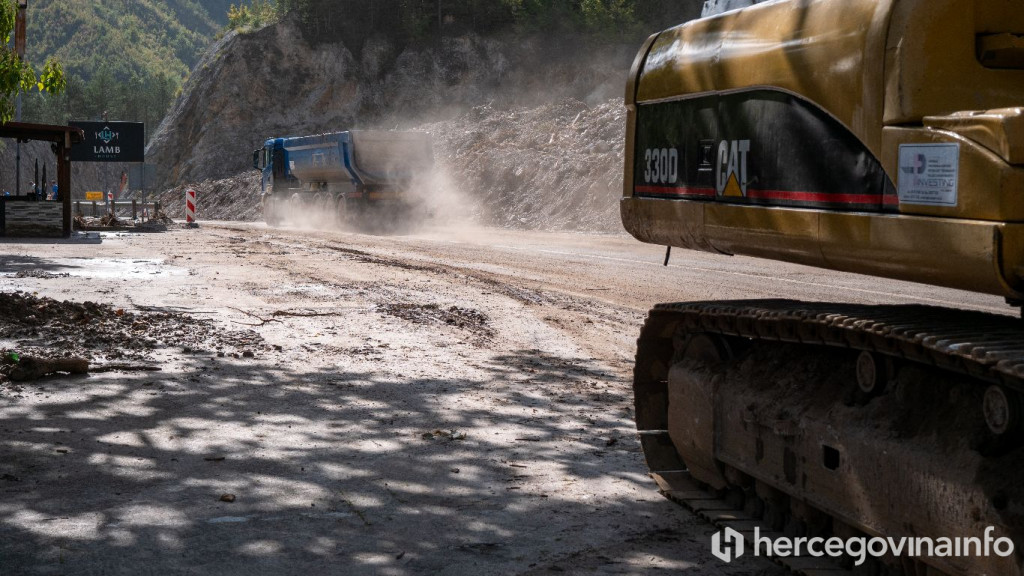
0, 222, 1008, 575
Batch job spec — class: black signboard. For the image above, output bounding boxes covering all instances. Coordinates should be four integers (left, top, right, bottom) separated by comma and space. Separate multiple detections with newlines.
70, 121, 145, 163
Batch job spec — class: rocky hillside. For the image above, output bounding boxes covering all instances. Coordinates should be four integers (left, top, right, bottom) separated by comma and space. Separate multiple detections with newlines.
146, 15, 640, 187
421, 99, 626, 231
145, 99, 626, 233
143, 5, 705, 232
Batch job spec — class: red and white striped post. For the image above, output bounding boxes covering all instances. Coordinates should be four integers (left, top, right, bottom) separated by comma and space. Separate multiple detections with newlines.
185, 188, 197, 224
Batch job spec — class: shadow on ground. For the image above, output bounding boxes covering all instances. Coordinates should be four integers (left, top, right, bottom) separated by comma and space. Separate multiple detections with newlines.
0, 345, 760, 576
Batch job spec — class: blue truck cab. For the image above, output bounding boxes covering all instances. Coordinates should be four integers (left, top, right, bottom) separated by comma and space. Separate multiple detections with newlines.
252, 130, 433, 226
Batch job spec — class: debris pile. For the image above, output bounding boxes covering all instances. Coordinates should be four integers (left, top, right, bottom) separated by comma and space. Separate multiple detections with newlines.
420, 98, 626, 232
145, 98, 627, 233
140, 172, 262, 222
379, 302, 494, 339
0, 291, 263, 384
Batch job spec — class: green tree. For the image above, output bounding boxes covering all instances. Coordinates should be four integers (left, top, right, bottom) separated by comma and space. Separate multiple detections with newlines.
0, 0, 65, 123
269, 0, 683, 45
82, 66, 115, 120
580, 0, 636, 34
227, 0, 279, 31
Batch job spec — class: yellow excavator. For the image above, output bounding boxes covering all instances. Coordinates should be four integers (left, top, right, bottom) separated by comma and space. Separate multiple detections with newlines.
621, 0, 1024, 574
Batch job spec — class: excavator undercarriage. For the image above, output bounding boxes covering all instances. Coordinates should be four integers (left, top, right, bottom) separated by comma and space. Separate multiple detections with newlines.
633, 302, 1024, 575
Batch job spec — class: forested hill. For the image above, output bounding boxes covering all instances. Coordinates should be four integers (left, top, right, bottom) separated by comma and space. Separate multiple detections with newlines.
19, 0, 238, 131
277, 0, 695, 46
25, 0, 231, 80
17, 0, 696, 136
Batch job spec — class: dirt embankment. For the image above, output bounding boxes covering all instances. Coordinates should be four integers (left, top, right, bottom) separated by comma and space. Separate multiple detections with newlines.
142, 10, 700, 232
420, 99, 626, 232
149, 172, 262, 222
149, 99, 626, 233
145, 16, 641, 189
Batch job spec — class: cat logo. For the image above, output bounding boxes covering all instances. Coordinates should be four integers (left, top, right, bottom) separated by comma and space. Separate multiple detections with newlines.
716, 139, 751, 197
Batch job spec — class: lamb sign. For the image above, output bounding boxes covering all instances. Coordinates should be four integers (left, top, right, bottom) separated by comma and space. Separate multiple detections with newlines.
70, 121, 145, 163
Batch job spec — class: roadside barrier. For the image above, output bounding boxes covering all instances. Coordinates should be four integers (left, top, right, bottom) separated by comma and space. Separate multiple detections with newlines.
74, 200, 161, 220
186, 188, 197, 224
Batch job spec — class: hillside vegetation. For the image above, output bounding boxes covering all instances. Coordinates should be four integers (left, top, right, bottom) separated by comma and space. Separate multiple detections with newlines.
275, 0, 694, 46
145, 0, 703, 192
19, 0, 236, 136
16, 0, 692, 138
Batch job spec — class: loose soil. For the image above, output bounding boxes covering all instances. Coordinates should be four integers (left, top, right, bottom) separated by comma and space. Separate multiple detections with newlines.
0, 222, 1008, 575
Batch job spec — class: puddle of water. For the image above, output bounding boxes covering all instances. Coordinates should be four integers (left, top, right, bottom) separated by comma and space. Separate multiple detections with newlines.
0, 258, 186, 280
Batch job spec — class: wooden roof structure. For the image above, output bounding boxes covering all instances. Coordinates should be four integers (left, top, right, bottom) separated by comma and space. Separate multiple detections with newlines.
0, 122, 85, 237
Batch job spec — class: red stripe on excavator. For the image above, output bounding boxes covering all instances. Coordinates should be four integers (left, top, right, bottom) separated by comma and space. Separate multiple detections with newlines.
636, 186, 900, 206
748, 189, 900, 205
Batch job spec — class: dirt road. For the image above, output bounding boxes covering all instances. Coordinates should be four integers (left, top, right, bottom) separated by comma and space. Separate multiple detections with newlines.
0, 222, 1008, 575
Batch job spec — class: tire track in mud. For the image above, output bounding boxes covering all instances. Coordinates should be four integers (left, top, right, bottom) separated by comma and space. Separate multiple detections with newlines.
229, 231, 643, 371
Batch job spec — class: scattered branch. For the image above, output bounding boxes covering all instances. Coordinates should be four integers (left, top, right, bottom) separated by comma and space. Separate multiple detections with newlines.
90, 364, 163, 374
271, 310, 345, 318
10, 356, 89, 381
227, 306, 282, 326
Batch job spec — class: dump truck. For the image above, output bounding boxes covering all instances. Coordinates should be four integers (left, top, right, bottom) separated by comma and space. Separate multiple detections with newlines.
253, 130, 433, 227
623, 0, 1024, 574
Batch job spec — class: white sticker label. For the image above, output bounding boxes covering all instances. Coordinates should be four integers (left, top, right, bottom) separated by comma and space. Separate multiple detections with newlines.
898, 144, 960, 207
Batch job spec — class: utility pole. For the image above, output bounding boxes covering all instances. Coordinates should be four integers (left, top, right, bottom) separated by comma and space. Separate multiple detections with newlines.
14, 0, 27, 197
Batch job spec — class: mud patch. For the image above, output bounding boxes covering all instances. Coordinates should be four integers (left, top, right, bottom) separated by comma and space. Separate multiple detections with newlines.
0, 258, 186, 280
324, 244, 442, 274
0, 291, 264, 380
13, 270, 69, 279
379, 303, 493, 339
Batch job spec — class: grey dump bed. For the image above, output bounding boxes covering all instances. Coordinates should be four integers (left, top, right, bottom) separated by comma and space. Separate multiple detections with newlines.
349, 131, 434, 186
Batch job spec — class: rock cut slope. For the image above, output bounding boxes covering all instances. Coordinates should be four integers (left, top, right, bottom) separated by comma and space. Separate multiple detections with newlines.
146, 16, 638, 189
150, 100, 626, 234
145, 12, 695, 232
421, 99, 627, 232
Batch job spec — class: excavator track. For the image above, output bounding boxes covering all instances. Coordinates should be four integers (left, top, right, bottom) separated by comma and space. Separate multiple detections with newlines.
633, 300, 1024, 576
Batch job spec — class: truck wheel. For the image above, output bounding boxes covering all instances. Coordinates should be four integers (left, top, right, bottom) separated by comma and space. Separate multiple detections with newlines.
290, 193, 304, 218
264, 197, 281, 226
316, 193, 333, 228
335, 197, 348, 227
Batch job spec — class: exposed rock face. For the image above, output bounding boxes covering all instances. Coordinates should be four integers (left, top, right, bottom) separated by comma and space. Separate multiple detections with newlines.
140, 5, 712, 231
145, 15, 642, 189
142, 99, 626, 233
146, 18, 357, 189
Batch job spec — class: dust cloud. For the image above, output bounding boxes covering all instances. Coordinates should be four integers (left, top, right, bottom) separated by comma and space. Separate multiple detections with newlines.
140, 32, 636, 237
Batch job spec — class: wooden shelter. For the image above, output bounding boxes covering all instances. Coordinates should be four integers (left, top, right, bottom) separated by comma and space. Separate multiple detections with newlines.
0, 122, 85, 237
